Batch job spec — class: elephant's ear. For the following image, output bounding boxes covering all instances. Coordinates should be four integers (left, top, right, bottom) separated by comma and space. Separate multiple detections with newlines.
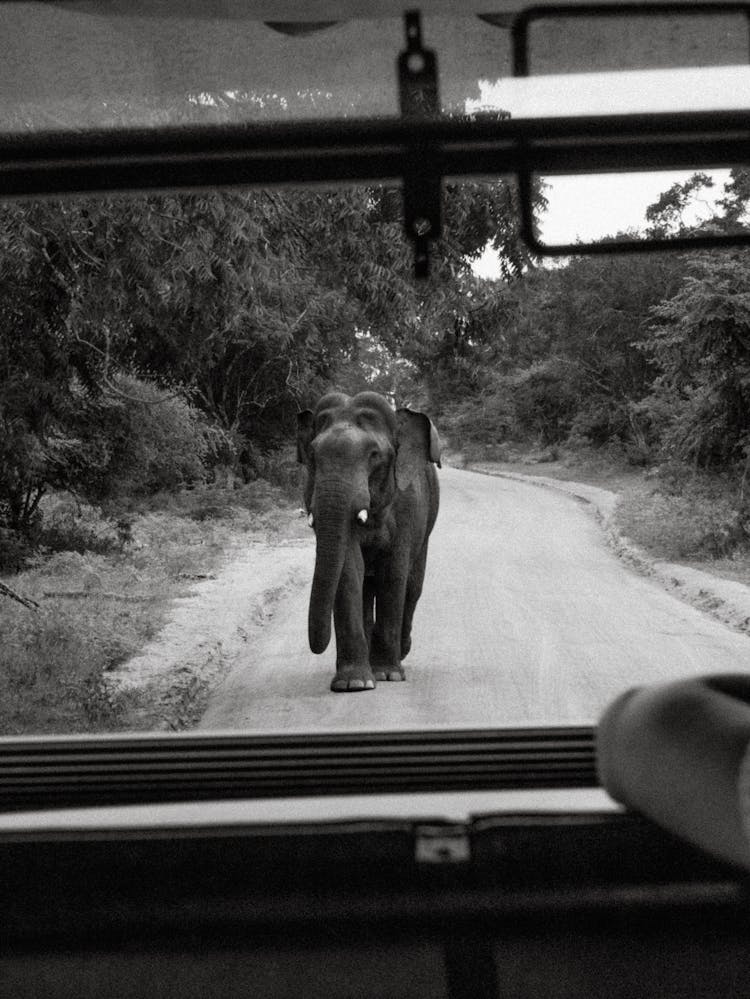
296, 410, 315, 464
395, 408, 441, 491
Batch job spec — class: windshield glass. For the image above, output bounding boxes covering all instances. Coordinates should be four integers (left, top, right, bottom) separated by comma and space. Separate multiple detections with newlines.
1, 3, 750, 740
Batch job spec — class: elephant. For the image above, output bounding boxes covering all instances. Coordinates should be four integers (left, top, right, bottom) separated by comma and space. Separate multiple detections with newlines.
297, 391, 441, 692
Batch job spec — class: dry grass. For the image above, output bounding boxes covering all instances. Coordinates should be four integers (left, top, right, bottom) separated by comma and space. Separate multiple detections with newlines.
615, 483, 749, 562
0, 481, 297, 735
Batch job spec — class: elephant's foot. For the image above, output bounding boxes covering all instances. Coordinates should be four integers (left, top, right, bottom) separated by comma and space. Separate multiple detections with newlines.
370, 632, 406, 681
331, 665, 376, 692
373, 665, 405, 682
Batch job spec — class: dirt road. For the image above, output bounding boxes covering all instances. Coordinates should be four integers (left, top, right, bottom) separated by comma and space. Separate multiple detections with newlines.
199, 467, 750, 732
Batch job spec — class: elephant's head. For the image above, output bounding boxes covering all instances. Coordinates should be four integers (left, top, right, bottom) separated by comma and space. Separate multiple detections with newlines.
297, 391, 440, 655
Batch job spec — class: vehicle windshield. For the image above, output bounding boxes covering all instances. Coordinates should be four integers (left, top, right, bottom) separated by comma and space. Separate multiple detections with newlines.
1, 2, 750, 740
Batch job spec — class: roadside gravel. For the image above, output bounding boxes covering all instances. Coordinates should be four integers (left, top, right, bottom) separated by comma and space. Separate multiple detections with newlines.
111, 512, 313, 730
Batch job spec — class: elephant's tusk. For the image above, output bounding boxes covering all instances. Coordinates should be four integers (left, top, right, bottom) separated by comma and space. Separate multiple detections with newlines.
307, 513, 314, 528
357, 509, 368, 524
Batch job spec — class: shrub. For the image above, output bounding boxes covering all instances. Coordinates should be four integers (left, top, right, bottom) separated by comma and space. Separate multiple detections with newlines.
260, 447, 305, 499
95, 374, 211, 497
36, 495, 121, 555
511, 360, 580, 444
0, 601, 137, 733
436, 361, 581, 455
438, 381, 515, 453
643, 251, 750, 469
616, 469, 750, 559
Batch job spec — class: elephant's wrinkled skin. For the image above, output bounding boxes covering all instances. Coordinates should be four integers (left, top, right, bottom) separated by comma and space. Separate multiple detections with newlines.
297, 391, 440, 692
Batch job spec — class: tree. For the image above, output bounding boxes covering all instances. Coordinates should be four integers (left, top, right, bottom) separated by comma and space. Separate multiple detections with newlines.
447, 251, 683, 449
717, 168, 750, 231
0, 171, 537, 540
0, 200, 100, 535
643, 250, 750, 468
645, 172, 715, 237
645, 169, 750, 239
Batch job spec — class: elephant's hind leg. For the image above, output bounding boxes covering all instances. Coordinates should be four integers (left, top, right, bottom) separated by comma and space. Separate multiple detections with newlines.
363, 574, 376, 654
401, 542, 429, 661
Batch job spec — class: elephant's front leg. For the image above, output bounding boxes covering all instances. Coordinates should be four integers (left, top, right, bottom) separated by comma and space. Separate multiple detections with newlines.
370, 560, 409, 682
331, 542, 376, 692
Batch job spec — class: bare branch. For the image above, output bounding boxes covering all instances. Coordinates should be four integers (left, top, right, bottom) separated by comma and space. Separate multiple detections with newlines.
0, 581, 39, 611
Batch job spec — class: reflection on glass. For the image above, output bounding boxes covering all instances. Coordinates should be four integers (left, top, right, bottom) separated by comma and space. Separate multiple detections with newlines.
2, 4, 747, 131
535, 167, 748, 246
467, 65, 750, 119
508, 9, 750, 119
526, 12, 749, 74
0, 5, 511, 131
0, 5, 402, 129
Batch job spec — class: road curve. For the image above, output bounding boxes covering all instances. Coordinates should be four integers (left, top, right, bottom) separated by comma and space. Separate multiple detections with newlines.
200, 467, 750, 732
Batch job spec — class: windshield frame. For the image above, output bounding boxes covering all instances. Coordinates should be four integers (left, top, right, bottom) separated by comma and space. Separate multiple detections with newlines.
1, 6, 749, 803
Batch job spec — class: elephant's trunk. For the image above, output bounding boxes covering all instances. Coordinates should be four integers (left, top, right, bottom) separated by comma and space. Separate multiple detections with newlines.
308, 479, 355, 654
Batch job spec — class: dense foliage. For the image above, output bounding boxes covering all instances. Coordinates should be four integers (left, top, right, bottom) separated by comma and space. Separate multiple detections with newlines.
436, 170, 750, 475
0, 177, 538, 554
3, 156, 750, 567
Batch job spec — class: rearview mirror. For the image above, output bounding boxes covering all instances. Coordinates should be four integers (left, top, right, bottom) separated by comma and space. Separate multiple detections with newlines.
511, 3, 750, 255
527, 166, 749, 254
